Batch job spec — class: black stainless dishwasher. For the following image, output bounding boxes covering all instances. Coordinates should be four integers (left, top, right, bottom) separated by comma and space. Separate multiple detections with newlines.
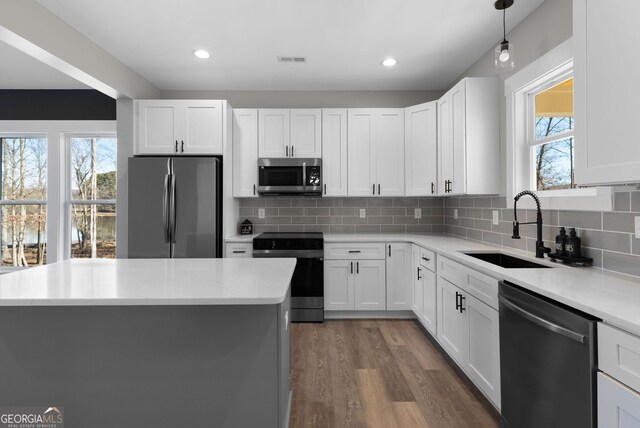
498, 281, 598, 428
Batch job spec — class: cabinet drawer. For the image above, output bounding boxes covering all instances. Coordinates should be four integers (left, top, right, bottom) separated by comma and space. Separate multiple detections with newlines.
325, 243, 385, 260
598, 372, 640, 427
599, 323, 640, 393
225, 243, 253, 258
438, 256, 464, 286
463, 269, 499, 310
419, 248, 436, 272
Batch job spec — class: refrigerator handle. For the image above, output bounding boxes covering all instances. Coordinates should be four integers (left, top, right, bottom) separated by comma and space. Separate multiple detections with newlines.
169, 171, 176, 244
163, 174, 170, 243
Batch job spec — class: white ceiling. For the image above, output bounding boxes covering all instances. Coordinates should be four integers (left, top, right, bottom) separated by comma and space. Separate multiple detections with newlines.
0, 41, 89, 89
16, 0, 545, 92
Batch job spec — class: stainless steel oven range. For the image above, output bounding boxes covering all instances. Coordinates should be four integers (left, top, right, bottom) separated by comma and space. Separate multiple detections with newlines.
253, 232, 324, 322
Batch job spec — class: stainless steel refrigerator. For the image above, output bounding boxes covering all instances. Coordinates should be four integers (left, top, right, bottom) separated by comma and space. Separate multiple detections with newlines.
128, 156, 222, 258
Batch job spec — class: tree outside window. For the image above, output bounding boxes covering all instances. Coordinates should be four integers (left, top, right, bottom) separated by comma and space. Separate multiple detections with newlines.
70, 137, 117, 259
0, 137, 47, 266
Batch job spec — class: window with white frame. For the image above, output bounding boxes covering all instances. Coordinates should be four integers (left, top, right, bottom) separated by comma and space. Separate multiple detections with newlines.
0, 121, 117, 268
528, 76, 575, 191
505, 38, 612, 211
0, 136, 48, 266
69, 136, 117, 259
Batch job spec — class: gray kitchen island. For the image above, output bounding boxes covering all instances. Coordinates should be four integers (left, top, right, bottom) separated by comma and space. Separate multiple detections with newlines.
0, 258, 295, 428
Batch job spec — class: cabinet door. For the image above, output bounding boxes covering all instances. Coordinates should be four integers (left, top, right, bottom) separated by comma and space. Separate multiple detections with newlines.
386, 243, 412, 310
437, 277, 467, 365
322, 109, 348, 196
421, 269, 437, 336
258, 109, 290, 158
575, 1, 640, 185
465, 294, 501, 409
324, 260, 354, 310
405, 102, 438, 196
348, 109, 376, 196
232, 109, 259, 197
182, 100, 224, 154
137, 100, 178, 154
450, 80, 467, 195
412, 246, 424, 317
437, 95, 452, 196
376, 109, 405, 196
354, 260, 386, 310
290, 109, 322, 158
598, 372, 640, 428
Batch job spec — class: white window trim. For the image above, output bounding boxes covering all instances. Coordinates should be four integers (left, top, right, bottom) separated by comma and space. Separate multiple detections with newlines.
0, 120, 117, 267
505, 38, 612, 212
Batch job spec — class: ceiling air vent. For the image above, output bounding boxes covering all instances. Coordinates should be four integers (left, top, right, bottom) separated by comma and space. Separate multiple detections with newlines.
277, 56, 307, 63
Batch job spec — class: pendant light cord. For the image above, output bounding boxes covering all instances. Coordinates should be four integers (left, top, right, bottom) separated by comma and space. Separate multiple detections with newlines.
503, 7, 507, 43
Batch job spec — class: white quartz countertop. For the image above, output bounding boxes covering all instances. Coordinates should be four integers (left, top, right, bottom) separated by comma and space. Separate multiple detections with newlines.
225, 234, 258, 243
321, 233, 640, 336
0, 258, 296, 306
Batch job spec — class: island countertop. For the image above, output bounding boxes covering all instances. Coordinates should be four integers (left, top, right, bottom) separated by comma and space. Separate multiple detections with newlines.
0, 258, 296, 306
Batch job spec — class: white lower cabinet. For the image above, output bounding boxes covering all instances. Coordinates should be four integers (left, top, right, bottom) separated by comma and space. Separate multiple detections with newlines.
598, 372, 640, 428
437, 278, 467, 365
436, 274, 501, 408
324, 260, 354, 310
355, 260, 386, 310
386, 243, 412, 310
412, 245, 437, 335
324, 259, 385, 311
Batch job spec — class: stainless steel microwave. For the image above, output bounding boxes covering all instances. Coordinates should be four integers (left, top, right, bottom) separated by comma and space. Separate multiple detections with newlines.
257, 158, 322, 195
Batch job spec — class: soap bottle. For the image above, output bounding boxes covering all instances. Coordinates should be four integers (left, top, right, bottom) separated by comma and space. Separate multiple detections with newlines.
565, 228, 582, 258
555, 227, 567, 256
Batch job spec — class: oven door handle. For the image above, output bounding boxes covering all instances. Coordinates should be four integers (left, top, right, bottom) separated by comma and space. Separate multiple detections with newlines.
499, 295, 586, 344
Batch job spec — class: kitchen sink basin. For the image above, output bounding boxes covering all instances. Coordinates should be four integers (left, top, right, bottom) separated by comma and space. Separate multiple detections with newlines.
462, 252, 551, 269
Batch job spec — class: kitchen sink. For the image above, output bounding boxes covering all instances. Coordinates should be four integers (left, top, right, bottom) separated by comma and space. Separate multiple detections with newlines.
462, 252, 551, 269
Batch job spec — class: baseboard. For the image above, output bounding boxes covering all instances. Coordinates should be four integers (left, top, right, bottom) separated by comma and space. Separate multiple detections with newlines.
324, 310, 414, 319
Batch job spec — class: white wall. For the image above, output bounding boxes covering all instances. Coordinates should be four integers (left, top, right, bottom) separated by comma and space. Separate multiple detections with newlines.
455, 0, 573, 195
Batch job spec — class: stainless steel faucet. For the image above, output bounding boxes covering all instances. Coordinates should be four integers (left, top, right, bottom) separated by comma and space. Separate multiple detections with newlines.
512, 190, 551, 258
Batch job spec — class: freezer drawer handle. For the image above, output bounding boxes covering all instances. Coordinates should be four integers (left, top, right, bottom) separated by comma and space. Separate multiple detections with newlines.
499, 295, 586, 344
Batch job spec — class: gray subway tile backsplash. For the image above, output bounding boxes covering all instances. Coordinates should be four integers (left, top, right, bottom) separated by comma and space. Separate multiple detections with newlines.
239, 192, 640, 279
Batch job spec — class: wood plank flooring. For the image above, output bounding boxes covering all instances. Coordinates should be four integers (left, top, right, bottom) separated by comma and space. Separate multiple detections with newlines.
290, 320, 499, 428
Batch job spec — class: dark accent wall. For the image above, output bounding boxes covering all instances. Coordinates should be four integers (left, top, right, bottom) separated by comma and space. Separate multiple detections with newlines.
0, 90, 116, 120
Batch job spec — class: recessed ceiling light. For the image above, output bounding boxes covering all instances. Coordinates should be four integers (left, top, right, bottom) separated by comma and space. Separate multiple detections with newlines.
381, 57, 397, 67
193, 49, 211, 59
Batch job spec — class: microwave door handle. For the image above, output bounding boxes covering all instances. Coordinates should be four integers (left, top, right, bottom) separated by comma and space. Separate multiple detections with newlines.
302, 162, 306, 191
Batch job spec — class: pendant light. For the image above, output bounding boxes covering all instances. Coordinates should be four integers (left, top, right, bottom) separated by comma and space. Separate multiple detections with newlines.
494, 0, 515, 73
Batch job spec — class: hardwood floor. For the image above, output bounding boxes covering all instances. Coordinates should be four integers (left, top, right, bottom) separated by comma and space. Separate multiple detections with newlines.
290, 319, 499, 428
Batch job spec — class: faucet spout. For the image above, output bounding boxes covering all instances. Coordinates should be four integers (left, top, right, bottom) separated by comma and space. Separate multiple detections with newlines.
512, 190, 551, 258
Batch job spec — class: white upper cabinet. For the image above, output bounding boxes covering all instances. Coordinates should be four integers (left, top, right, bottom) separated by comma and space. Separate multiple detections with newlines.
290, 109, 322, 158
258, 109, 321, 158
437, 78, 499, 195
348, 109, 376, 196
405, 101, 438, 196
232, 109, 258, 198
322, 109, 348, 196
137, 100, 224, 155
574, 0, 640, 185
258, 109, 290, 158
347, 108, 405, 197
376, 109, 405, 196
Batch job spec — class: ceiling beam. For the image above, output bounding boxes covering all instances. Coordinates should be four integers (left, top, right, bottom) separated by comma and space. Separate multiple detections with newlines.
0, 0, 159, 99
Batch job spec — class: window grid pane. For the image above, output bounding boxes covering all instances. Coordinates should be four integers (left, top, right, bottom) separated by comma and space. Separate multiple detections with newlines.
70, 137, 117, 259
1, 204, 47, 266
534, 137, 576, 191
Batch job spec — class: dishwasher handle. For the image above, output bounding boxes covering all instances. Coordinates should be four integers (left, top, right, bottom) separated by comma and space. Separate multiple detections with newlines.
499, 294, 586, 344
